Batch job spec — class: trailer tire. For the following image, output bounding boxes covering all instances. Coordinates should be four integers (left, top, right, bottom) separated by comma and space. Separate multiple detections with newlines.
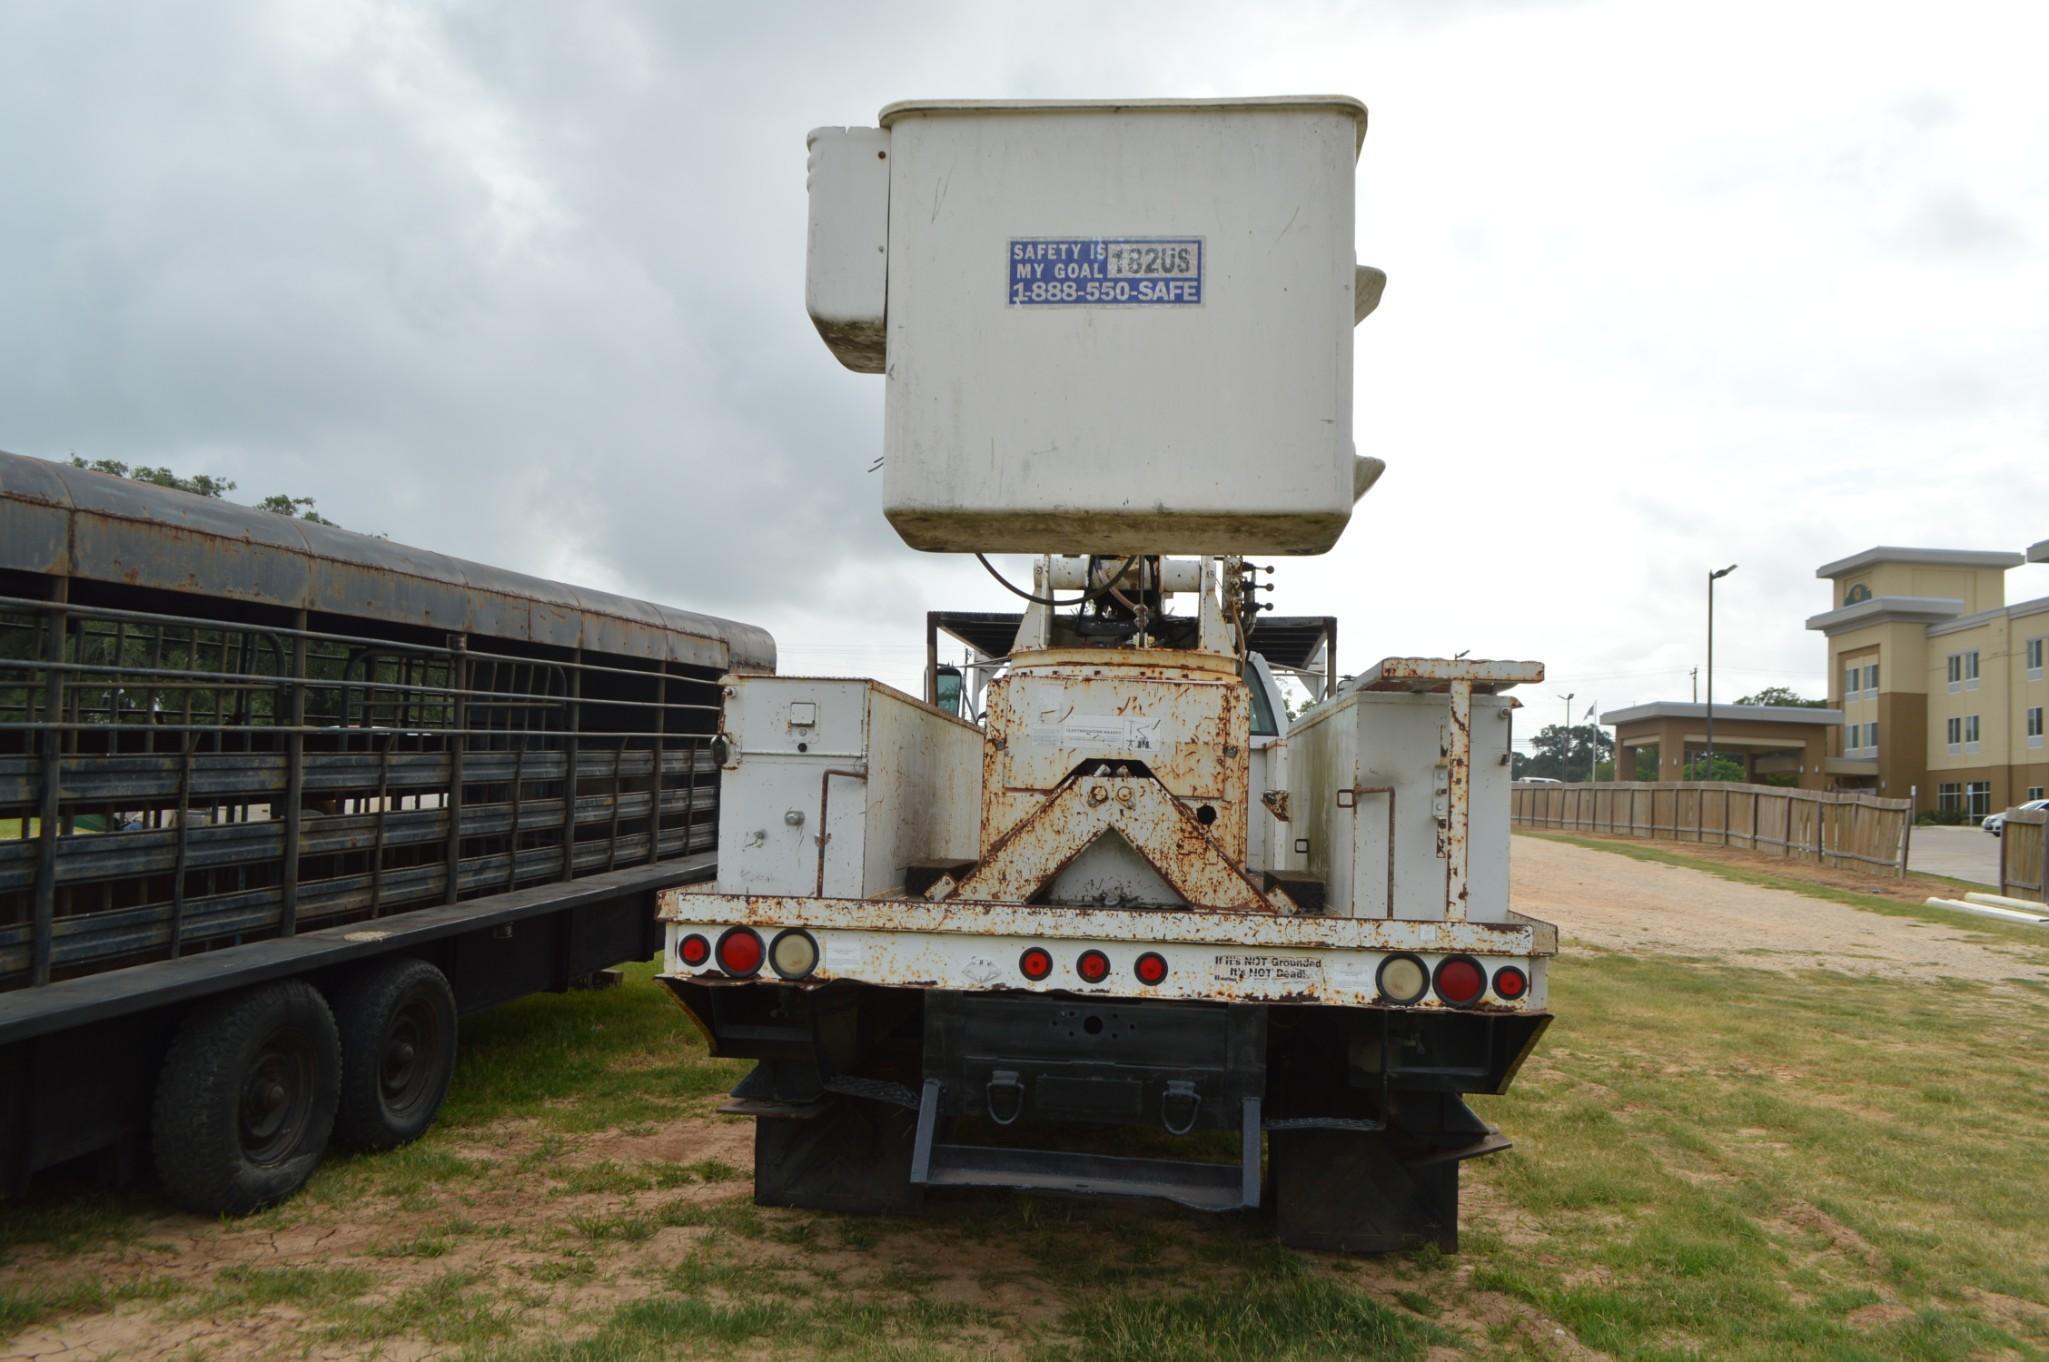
151, 980, 341, 1216
331, 958, 458, 1152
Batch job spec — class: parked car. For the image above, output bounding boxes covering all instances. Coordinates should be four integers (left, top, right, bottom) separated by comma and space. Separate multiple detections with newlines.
1982, 798, 2049, 837
1521, 776, 1565, 785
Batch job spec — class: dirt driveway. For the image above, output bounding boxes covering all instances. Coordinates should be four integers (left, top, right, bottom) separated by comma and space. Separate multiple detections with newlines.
1511, 832, 2049, 989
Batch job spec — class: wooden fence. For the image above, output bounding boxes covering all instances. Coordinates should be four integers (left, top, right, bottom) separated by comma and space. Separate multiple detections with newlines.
1511, 781, 1913, 877
2000, 809, 2047, 904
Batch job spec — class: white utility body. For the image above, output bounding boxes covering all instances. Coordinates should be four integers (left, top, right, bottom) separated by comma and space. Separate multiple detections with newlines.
659, 97, 1555, 1252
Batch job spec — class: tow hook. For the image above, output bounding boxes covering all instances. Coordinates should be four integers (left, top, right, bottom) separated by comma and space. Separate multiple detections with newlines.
985, 1070, 1025, 1126
1161, 1080, 1201, 1135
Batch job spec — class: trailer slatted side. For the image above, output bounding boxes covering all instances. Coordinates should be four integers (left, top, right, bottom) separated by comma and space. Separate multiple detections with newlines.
0, 449, 772, 1209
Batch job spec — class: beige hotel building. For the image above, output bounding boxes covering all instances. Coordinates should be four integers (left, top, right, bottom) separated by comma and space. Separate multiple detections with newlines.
1809, 542, 2049, 816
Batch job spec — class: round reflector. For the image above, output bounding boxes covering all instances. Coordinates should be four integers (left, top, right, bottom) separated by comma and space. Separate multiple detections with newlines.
1492, 964, 1528, 1000
1376, 953, 1429, 1005
715, 927, 765, 978
678, 934, 710, 967
1076, 949, 1111, 983
1135, 952, 1168, 986
1434, 955, 1485, 1007
1019, 947, 1053, 981
769, 929, 820, 980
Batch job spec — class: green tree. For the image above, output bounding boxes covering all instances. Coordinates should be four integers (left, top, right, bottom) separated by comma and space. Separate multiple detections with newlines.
69, 456, 338, 527
1683, 753, 1747, 781
68, 457, 237, 499
254, 493, 337, 526
1513, 723, 1613, 782
1734, 686, 1824, 708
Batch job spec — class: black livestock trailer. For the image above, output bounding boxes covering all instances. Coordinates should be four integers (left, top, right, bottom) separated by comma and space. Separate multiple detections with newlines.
0, 450, 772, 1213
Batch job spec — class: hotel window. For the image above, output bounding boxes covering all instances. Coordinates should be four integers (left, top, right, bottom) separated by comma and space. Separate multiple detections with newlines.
2030, 706, 2044, 747
1966, 715, 1980, 746
1867, 720, 1878, 749
2031, 637, 2045, 679
1946, 716, 1961, 748
1843, 665, 1857, 699
1967, 781, 1992, 818
1844, 723, 1860, 751
1937, 782, 1961, 812
1865, 663, 1879, 694
2032, 786, 2046, 801
1947, 650, 1980, 691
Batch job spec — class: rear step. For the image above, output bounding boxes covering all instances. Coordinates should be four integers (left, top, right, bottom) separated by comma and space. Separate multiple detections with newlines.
907, 1078, 1262, 1211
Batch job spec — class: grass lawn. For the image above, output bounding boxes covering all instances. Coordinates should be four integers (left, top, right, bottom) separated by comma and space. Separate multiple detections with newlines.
3, 897, 2046, 1358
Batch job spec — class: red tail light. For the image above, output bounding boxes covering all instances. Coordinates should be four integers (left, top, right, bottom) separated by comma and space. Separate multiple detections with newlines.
1433, 955, 1485, 1007
1134, 952, 1168, 986
678, 934, 710, 967
1492, 965, 1528, 1000
1019, 946, 1053, 981
1076, 949, 1111, 983
715, 927, 765, 978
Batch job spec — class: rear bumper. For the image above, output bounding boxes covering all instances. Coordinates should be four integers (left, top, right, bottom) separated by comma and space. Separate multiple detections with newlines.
657, 890, 1555, 1012
661, 976, 1553, 1219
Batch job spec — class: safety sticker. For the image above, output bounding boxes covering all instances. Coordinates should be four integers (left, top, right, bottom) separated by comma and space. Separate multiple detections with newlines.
1029, 712, 1167, 750
1211, 954, 1325, 989
1008, 237, 1203, 306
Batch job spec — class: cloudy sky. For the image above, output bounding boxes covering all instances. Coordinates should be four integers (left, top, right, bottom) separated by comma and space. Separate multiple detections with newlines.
5, 0, 2046, 737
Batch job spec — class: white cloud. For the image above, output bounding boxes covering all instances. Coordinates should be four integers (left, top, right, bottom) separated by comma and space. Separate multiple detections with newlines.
2, 0, 2044, 711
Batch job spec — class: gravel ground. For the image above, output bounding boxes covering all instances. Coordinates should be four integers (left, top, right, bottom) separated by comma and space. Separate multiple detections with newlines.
1510, 833, 2049, 988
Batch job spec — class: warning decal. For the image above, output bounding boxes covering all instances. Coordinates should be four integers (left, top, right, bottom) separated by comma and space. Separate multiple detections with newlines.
1008, 237, 1204, 306
1028, 712, 1167, 750
1211, 954, 1325, 989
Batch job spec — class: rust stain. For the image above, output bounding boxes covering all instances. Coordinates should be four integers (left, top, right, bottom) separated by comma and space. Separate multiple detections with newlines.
660, 891, 1553, 958
1359, 657, 1544, 692
980, 649, 1251, 866
1444, 677, 1471, 921
944, 771, 1281, 913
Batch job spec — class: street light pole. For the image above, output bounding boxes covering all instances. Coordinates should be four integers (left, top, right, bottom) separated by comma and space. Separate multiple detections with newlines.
1706, 564, 1738, 781
1557, 692, 1574, 781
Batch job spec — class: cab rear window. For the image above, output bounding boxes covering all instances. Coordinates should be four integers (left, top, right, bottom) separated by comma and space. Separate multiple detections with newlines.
1243, 669, 1279, 737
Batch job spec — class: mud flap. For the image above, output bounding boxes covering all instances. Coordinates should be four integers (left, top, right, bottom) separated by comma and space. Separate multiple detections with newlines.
1270, 1125, 1462, 1254
752, 1096, 925, 1216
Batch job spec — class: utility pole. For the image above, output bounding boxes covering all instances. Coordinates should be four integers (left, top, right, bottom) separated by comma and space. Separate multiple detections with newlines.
1588, 700, 1599, 782
1706, 565, 1737, 781
1687, 670, 1699, 775
1556, 692, 1574, 781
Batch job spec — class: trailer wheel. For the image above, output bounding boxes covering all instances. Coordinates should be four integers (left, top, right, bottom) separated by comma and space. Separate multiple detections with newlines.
151, 980, 341, 1216
331, 957, 458, 1152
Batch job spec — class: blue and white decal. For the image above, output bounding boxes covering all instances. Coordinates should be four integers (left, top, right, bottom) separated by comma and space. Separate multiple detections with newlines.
1007, 237, 1203, 306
